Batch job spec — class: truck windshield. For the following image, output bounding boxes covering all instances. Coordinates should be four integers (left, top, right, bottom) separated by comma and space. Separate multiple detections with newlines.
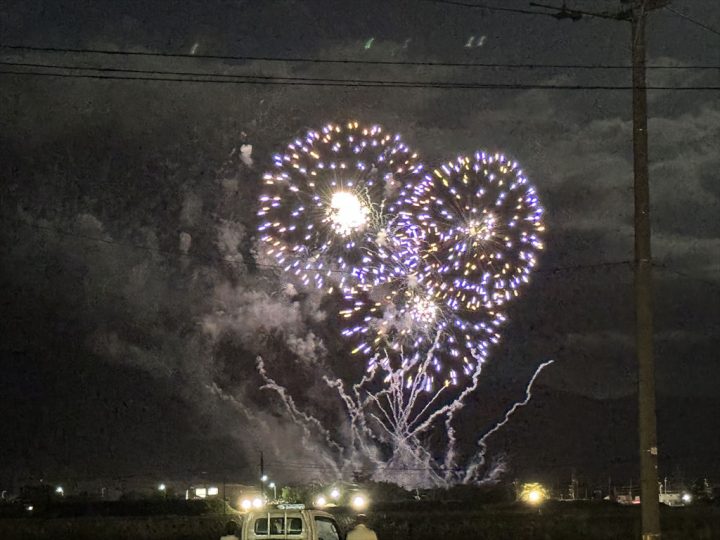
254, 516, 303, 535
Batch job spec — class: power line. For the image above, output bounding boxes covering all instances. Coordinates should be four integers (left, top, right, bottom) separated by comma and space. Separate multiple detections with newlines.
10, 217, 716, 287
530, 0, 623, 21
533, 0, 720, 37
421, 0, 554, 16
664, 6, 720, 38
538, 260, 632, 274
1, 63, 718, 91
1, 44, 716, 70
6, 217, 638, 277
264, 453, 666, 472
654, 265, 720, 291
6, 219, 252, 270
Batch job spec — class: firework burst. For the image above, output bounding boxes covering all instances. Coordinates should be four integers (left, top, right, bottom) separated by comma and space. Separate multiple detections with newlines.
258, 126, 544, 387
339, 269, 505, 387
257, 121, 424, 291
400, 151, 545, 311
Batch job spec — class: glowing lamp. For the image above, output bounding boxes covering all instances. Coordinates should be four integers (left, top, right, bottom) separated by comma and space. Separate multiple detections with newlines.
519, 482, 547, 505
351, 494, 368, 511
241, 499, 252, 510
315, 495, 327, 508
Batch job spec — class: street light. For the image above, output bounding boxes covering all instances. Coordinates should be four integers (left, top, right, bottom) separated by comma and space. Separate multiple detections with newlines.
268, 482, 277, 500
330, 488, 341, 500
527, 489, 543, 505
351, 494, 367, 511
519, 483, 547, 506
260, 475, 269, 500
55, 486, 64, 496
158, 483, 166, 492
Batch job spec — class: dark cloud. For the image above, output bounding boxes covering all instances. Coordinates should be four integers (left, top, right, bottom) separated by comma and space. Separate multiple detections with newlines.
1, 0, 719, 483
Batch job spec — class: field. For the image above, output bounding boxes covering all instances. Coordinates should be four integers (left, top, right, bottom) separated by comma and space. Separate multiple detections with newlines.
365, 502, 720, 540
1, 501, 719, 540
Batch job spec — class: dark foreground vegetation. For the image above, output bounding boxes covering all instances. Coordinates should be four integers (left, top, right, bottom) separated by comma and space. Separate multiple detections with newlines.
366, 502, 720, 540
1, 499, 719, 540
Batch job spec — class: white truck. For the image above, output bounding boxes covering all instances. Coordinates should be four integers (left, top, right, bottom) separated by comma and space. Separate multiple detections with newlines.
240, 504, 345, 540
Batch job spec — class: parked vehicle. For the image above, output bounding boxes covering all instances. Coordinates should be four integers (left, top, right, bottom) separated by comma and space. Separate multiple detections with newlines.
241, 504, 343, 540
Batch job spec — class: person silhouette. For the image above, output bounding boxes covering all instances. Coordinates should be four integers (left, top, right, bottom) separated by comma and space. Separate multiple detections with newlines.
346, 514, 378, 540
220, 520, 239, 540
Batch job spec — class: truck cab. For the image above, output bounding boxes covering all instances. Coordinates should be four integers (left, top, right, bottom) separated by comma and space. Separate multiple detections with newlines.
241, 504, 344, 540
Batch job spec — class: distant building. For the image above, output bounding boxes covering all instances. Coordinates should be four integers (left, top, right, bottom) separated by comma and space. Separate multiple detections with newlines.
185, 483, 259, 508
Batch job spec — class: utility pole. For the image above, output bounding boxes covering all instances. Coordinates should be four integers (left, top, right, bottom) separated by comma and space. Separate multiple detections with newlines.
631, 4, 664, 538
259, 450, 265, 498
530, 1, 668, 538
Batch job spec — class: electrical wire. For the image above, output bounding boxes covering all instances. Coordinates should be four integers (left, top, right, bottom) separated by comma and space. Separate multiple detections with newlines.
421, 0, 554, 16
664, 6, 720, 38
1, 43, 716, 70
5, 217, 703, 282
654, 265, 720, 291
1, 62, 718, 91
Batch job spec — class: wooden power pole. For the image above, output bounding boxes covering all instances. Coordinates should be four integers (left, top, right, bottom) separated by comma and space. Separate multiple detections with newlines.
631, 3, 664, 538
530, 1, 669, 538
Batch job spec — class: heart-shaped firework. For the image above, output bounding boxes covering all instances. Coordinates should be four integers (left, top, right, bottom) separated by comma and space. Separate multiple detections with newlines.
258, 124, 545, 387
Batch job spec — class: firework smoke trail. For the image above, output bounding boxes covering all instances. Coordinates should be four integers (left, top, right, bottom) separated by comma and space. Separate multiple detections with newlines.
462, 359, 555, 484
324, 369, 385, 469
255, 343, 553, 488
317, 336, 471, 487
322, 347, 450, 486
256, 355, 343, 477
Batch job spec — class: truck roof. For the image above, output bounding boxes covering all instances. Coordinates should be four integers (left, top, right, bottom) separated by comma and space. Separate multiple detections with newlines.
243, 508, 336, 520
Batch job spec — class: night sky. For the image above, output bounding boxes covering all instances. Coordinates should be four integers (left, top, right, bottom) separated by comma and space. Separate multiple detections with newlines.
1, 1, 718, 488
